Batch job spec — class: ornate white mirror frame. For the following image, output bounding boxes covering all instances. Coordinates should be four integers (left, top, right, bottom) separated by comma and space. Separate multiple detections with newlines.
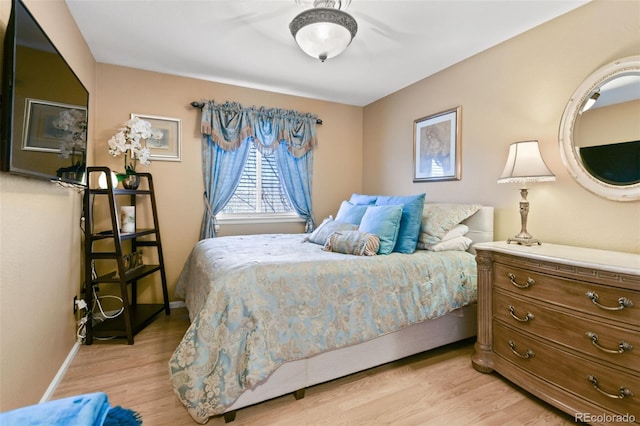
559, 55, 640, 201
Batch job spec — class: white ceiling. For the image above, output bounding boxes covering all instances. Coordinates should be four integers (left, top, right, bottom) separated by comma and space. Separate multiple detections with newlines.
65, 0, 590, 107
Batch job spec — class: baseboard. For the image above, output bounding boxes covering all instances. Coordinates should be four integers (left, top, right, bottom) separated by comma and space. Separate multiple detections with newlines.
40, 341, 81, 403
41, 301, 185, 403
170, 300, 186, 309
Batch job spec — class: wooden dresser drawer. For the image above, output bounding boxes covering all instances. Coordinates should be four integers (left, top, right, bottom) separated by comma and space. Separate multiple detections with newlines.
493, 262, 639, 326
493, 290, 640, 372
473, 243, 640, 422
494, 321, 640, 419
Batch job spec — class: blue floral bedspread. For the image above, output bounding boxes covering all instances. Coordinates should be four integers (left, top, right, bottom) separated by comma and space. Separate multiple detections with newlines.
169, 234, 477, 423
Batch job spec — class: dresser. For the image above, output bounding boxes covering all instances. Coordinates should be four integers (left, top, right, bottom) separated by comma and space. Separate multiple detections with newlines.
471, 242, 639, 425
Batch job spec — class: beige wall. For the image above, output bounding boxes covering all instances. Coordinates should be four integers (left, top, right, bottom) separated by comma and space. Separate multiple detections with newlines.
93, 64, 363, 304
363, 0, 640, 254
0, 0, 96, 411
577, 99, 640, 148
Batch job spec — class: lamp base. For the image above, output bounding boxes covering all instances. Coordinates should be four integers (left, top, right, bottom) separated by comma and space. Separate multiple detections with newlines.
507, 189, 543, 246
507, 236, 542, 246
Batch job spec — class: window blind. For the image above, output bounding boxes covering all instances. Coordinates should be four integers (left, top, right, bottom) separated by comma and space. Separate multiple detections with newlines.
222, 146, 293, 214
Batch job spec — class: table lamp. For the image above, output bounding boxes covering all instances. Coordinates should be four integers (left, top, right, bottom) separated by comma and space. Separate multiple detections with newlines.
498, 140, 555, 246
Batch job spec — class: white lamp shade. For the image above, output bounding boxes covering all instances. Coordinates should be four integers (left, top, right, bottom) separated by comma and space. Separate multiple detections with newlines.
98, 171, 119, 189
498, 140, 556, 184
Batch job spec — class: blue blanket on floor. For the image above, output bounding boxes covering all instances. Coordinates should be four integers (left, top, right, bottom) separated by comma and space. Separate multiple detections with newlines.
0, 392, 141, 426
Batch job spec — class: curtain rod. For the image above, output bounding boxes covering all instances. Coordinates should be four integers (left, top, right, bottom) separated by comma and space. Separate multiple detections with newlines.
190, 101, 322, 125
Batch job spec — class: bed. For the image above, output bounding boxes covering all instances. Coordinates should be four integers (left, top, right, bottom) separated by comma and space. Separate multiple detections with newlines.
169, 202, 493, 424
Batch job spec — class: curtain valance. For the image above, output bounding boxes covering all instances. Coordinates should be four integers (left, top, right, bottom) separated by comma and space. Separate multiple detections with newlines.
200, 100, 318, 158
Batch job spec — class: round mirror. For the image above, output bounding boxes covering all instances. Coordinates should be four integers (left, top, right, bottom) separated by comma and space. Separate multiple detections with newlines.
559, 56, 640, 201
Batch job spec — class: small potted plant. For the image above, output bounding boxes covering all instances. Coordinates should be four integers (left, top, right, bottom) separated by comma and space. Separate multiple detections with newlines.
107, 117, 162, 189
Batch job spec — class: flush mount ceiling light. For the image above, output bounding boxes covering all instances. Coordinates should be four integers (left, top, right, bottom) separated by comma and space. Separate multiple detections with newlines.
289, 0, 358, 62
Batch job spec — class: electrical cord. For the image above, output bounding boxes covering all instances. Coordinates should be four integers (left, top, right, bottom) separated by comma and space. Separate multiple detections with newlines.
91, 286, 124, 341
54, 180, 85, 192
76, 317, 88, 342
78, 193, 127, 342
76, 284, 125, 342
92, 286, 125, 320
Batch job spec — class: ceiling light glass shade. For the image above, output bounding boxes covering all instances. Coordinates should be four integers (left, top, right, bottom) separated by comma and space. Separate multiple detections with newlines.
498, 141, 556, 184
290, 8, 357, 62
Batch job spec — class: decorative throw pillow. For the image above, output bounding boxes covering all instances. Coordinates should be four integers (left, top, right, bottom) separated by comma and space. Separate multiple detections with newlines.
335, 201, 369, 225
348, 193, 378, 205
375, 193, 426, 254
323, 230, 380, 256
418, 236, 473, 252
419, 203, 481, 245
305, 217, 357, 245
358, 204, 404, 255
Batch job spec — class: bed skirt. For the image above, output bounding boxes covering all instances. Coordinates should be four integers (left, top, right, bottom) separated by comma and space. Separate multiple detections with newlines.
226, 303, 477, 414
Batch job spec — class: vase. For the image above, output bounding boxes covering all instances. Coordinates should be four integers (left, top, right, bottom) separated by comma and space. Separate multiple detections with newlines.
122, 174, 140, 190
119, 206, 136, 233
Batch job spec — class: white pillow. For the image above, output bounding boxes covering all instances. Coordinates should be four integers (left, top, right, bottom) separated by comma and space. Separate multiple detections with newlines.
417, 236, 473, 252
441, 224, 469, 241
419, 203, 481, 244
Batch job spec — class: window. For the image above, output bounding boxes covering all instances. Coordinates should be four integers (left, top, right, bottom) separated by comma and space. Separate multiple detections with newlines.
220, 144, 298, 220
429, 158, 444, 177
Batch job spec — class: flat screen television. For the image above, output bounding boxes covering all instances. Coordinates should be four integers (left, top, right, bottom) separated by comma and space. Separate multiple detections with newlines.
580, 140, 640, 186
1, 0, 89, 186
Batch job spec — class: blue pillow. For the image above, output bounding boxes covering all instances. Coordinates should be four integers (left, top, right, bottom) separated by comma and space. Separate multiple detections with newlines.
375, 193, 426, 254
335, 201, 369, 225
305, 216, 357, 245
348, 193, 378, 205
358, 205, 404, 255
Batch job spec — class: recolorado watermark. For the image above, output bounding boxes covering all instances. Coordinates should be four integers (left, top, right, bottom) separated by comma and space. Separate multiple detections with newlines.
575, 413, 636, 423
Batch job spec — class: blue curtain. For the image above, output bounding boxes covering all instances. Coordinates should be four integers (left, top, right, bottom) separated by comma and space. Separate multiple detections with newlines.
199, 100, 318, 239
274, 144, 315, 232
200, 137, 251, 239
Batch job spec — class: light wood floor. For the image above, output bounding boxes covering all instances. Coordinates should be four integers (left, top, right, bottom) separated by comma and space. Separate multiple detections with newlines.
54, 308, 577, 425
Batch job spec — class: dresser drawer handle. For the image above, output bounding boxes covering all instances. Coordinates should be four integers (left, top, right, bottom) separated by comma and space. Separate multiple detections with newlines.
587, 375, 634, 399
585, 332, 633, 354
508, 340, 534, 359
508, 305, 535, 322
585, 291, 634, 311
507, 273, 535, 289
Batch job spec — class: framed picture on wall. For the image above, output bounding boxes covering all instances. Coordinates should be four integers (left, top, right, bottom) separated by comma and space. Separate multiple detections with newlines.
22, 98, 86, 153
413, 106, 461, 182
131, 113, 182, 161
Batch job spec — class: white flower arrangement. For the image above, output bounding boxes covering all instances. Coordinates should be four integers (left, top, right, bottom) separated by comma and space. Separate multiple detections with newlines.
108, 117, 162, 176
53, 109, 87, 160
